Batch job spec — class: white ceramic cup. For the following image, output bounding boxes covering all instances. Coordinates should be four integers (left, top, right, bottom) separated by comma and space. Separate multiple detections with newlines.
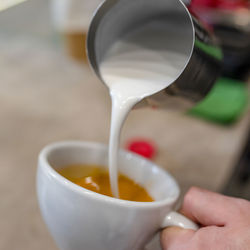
37, 141, 197, 250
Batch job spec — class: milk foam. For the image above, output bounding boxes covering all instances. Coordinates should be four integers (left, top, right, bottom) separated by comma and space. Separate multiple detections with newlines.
100, 25, 187, 198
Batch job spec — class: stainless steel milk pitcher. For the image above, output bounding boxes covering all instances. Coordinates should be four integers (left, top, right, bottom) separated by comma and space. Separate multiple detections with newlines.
87, 0, 222, 110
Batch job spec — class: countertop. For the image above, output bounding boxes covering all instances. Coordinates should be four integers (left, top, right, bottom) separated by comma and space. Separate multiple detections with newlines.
0, 1, 249, 249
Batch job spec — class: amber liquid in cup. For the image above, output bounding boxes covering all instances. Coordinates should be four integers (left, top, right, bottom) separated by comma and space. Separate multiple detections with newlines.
58, 165, 154, 202
64, 33, 88, 62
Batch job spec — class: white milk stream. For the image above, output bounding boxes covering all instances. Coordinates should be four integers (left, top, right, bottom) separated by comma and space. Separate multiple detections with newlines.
100, 25, 187, 198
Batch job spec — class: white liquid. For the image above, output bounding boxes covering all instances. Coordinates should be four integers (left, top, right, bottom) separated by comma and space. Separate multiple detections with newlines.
100, 25, 187, 198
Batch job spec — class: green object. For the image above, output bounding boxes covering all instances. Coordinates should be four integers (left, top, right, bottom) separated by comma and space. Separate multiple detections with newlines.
195, 40, 223, 61
189, 78, 248, 124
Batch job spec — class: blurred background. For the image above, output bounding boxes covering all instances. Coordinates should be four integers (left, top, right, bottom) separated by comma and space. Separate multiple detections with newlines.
0, 0, 249, 249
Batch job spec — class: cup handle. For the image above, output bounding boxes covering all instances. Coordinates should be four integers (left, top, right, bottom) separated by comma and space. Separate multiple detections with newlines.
162, 211, 199, 230
144, 212, 198, 250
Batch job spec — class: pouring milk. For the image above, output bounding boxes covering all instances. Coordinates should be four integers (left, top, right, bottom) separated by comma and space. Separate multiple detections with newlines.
100, 23, 187, 198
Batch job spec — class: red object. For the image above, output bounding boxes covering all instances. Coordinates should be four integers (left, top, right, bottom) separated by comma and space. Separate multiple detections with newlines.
191, 0, 248, 9
216, 0, 247, 9
127, 140, 156, 159
191, 0, 217, 8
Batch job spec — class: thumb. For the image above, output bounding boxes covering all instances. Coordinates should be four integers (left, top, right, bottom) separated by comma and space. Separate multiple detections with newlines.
161, 227, 195, 250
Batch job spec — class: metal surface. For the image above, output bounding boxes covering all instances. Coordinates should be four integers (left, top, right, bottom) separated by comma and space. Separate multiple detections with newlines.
87, 0, 222, 110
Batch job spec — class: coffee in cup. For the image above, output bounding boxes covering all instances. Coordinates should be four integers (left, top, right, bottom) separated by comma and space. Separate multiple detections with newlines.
58, 164, 154, 202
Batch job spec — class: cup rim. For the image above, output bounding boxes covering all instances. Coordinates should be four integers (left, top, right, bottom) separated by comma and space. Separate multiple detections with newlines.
38, 141, 180, 208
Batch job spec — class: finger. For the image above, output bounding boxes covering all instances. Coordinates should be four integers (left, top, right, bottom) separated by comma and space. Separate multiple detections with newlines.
161, 227, 195, 250
181, 187, 234, 226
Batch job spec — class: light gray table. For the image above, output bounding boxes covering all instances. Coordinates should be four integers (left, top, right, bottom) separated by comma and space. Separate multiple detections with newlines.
0, 1, 249, 249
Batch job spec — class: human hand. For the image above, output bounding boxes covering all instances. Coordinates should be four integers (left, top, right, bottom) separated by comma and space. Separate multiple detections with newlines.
161, 187, 250, 250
